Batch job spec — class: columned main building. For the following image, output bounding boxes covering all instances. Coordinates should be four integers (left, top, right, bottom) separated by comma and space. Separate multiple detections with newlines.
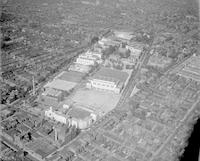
86, 67, 128, 94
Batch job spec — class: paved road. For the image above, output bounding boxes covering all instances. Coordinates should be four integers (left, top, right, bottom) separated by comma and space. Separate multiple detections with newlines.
45, 44, 152, 159
116, 51, 150, 108
90, 47, 151, 130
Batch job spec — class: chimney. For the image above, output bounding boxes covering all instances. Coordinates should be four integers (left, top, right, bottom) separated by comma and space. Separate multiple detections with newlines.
54, 127, 58, 141
32, 76, 35, 95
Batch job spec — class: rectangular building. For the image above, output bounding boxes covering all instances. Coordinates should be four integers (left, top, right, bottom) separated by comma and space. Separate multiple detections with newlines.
75, 57, 96, 66
113, 30, 135, 42
98, 37, 121, 47
86, 67, 128, 94
40, 88, 64, 107
85, 50, 103, 59
45, 107, 68, 124
68, 63, 91, 73
41, 71, 84, 107
44, 71, 84, 92
68, 106, 97, 129
45, 105, 97, 129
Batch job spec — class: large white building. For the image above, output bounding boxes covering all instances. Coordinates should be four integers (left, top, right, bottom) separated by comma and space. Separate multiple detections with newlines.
75, 50, 103, 66
45, 107, 68, 124
75, 57, 96, 66
68, 106, 97, 129
78, 54, 102, 64
113, 30, 135, 42
98, 37, 121, 47
86, 67, 128, 94
44, 106, 97, 129
85, 50, 103, 59
93, 45, 104, 56
68, 63, 91, 73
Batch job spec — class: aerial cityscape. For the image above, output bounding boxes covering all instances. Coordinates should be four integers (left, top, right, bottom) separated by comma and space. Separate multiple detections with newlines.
0, 0, 200, 161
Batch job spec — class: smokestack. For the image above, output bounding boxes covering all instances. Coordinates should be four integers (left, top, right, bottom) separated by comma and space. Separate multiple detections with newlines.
32, 76, 35, 95
54, 127, 58, 141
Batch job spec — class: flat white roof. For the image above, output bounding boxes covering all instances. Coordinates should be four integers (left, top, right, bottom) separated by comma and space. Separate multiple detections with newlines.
68, 107, 91, 120
113, 31, 134, 40
44, 79, 77, 91
56, 71, 84, 83
42, 88, 62, 97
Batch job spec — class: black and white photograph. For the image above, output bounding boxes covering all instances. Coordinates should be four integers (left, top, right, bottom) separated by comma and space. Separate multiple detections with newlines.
0, 0, 199, 161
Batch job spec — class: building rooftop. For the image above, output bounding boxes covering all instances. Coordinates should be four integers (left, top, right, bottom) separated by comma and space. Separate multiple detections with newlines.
113, 30, 134, 41
56, 71, 84, 83
127, 41, 145, 50
26, 138, 57, 159
42, 88, 62, 97
69, 63, 91, 70
91, 51, 103, 55
44, 71, 85, 92
99, 37, 121, 46
55, 124, 69, 133
16, 124, 30, 133
92, 67, 128, 83
44, 79, 77, 92
68, 107, 91, 120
